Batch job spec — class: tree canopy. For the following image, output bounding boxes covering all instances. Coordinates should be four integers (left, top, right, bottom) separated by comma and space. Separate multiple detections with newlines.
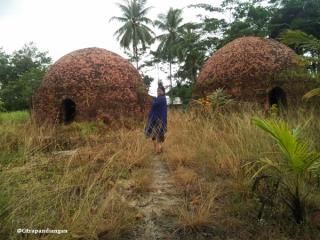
0, 42, 51, 111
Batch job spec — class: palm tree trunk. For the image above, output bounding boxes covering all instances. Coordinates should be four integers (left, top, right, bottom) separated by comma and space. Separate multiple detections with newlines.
169, 60, 173, 105
135, 46, 139, 69
132, 42, 139, 69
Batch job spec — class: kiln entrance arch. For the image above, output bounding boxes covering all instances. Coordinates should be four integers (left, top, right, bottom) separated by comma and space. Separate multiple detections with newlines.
61, 99, 76, 123
268, 87, 287, 108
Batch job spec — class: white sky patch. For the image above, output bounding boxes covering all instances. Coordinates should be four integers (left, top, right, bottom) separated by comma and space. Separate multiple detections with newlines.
0, 0, 223, 95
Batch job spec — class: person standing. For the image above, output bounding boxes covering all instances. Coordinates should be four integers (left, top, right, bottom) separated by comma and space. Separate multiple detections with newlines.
145, 84, 167, 154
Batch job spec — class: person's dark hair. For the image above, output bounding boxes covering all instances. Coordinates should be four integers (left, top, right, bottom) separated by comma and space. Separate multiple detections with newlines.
158, 84, 165, 95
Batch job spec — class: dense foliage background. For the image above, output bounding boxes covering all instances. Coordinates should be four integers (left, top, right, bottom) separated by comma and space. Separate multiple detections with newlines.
0, 42, 51, 111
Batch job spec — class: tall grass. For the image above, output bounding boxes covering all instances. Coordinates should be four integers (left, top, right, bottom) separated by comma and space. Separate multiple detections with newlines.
0, 118, 153, 239
164, 107, 320, 239
0, 107, 319, 239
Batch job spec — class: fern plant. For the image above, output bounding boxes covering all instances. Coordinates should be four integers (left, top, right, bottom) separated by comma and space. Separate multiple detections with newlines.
252, 117, 320, 223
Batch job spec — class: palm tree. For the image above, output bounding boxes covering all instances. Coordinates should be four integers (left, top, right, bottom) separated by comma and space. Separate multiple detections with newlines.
252, 117, 320, 223
280, 30, 320, 100
110, 0, 154, 69
280, 29, 320, 57
154, 8, 184, 102
175, 23, 207, 84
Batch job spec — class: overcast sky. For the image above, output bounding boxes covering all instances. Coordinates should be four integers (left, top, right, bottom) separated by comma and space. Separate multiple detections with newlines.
0, 0, 223, 95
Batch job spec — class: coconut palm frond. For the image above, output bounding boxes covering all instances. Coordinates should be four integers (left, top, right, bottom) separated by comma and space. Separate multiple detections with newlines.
280, 30, 320, 53
303, 88, 320, 100
110, 0, 154, 67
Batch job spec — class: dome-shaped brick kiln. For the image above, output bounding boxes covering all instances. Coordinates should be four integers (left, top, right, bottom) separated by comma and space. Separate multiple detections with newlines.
194, 36, 311, 108
32, 48, 149, 123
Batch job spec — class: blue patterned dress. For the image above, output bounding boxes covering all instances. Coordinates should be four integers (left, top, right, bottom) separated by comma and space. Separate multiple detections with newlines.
145, 95, 167, 142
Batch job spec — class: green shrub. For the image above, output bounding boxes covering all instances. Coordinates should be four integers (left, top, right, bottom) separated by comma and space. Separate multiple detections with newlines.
207, 88, 233, 111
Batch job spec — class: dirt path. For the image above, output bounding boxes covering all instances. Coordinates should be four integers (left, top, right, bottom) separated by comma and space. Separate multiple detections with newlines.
133, 156, 180, 240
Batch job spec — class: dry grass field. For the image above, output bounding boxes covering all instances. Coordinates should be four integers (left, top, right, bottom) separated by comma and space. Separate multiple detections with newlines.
0, 106, 319, 239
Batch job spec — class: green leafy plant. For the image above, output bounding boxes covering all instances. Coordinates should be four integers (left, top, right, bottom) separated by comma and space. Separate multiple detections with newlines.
207, 88, 233, 111
270, 104, 278, 118
252, 117, 320, 223
190, 89, 233, 117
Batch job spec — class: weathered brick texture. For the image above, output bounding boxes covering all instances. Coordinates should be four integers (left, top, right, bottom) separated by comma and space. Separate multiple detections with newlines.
32, 48, 150, 124
194, 37, 313, 107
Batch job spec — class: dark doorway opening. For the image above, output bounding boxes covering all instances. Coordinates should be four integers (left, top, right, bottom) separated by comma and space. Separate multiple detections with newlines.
61, 99, 76, 123
268, 87, 287, 108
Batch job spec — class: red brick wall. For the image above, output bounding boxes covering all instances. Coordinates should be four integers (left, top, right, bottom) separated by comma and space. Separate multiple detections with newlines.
32, 48, 150, 124
194, 37, 312, 107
